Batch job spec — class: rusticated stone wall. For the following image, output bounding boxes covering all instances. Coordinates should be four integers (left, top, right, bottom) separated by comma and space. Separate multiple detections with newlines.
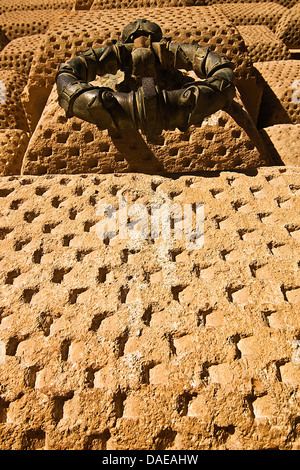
0, 2, 299, 172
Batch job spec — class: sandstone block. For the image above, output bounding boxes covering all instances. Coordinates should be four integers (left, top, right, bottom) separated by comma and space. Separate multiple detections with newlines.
279, 362, 300, 387
21, 84, 269, 175
0, 28, 9, 54
260, 124, 300, 166
0, 129, 30, 176
218, 2, 288, 32
0, 10, 64, 42
91, 0, 206, 8
237, 25, 291, 63
0, 0, 75, 15
0, 168, 299, 449
0, 70, 29, 132
0, 0, 300, 452
0, 34, 45, 77
255, 60, 300, 127
275, 4, 300, 47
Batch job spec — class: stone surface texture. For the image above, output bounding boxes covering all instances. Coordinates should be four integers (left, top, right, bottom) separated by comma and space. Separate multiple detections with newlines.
21, 6, 255, 131
0, 130, 30, 176
0, 35, 45, 77
0, 0, 75, 15
0, 168, 300, 450
0, 0, 299, 451
0, 70, 29, 132
237, 25, 291, 63
255, 60, 300, 128
260, 124, 300, 166
0, 10, 64, 42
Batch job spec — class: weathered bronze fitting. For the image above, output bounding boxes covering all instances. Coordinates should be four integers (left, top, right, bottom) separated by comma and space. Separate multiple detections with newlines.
56, 19, 236, 144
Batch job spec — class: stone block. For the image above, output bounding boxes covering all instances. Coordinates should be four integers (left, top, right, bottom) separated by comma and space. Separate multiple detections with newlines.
0, 70, 29, 132
275, 4, 300, 47
218, 2, 288, 32
0, 0, 74, 15
22, 7, 255, 131
0, 10, 63, 42
237, 25, 291, 62
0, 129, 29, 176
21, 84, 269, 175
0, 168, 299, 449
91, 0, 206, 7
